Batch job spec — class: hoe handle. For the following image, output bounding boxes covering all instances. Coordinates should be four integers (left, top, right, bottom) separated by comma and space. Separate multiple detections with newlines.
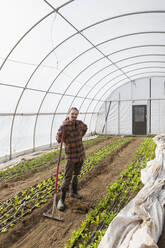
54, 128, 65, 194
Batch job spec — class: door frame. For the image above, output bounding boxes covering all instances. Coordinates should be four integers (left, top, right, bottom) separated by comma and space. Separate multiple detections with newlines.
132, 105, 147, 135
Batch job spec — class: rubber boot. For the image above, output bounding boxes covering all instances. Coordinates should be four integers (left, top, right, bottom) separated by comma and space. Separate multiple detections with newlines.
70, 182, 83, 199
57, 190, 66, 211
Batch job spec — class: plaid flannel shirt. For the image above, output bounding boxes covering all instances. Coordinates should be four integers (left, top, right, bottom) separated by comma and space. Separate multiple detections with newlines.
56, 118, 87, 162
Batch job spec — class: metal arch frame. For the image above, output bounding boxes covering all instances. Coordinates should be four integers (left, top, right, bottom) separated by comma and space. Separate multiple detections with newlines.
10, 49, 165, 157
65, 53, 165, 122
0, 0, 76, 71
46, 43, 165, 119
48, 35, 165, 146
0, 81, 104, 101
2, 44, 165, 91
77, 62, 165, 111
2, 10, 165, 71
42, 3, 165, 141
58, 45, 165, 112
103, 76, 165, 104
44, 4, 165, 81
3, 11, 83, 159
44, 45, 165, 145
4, 9, 165, 72
0, 10, 57, 159
55, 44, 165, 110
2, 8, 165, 157
0, 10, 55, 71
7, 28, 125, 153
88, 71, 165, 132
9, 28, 87, 157
0, 44, 164, 99
7, 32, 101, 156
72, 52, 165, 115
0, 4, 82, 159
32, 34, 165, 149
82, 65, 165, 121
44, 0, 150, 84
56, 0, 75, 11
49, 54, 165, 145
100, 71, 165, 102
77, 64, 165, 113
88, 74, 165, 133
106, 44, 165, 57
80, 10, 165, 33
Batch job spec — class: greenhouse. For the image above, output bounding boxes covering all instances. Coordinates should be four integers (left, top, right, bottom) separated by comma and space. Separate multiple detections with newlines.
1, 1, 165, 248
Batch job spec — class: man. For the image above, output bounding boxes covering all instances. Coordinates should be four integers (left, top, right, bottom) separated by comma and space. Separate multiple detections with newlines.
56, 107, 87, 211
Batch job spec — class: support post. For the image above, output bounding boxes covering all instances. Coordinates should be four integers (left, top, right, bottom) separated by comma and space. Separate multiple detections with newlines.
118, 93, 120, 135
149, 78, 151, 134
102, 101, 111, 134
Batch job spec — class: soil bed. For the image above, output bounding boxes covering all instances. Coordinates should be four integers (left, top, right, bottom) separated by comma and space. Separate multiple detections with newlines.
0, 136, 117, 202
0, 136, 145, 248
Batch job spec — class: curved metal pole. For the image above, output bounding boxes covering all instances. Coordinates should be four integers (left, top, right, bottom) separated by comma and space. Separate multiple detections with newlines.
63, 45, 165, 112
75, 52, 165, 110
0, 45, 165, 129
88, 71, 165, 132
79, 64, 165, 115
83, 65, 165, 122
42, 3, 165, 142
36, 51, 165, 148
47, 8, 165, 133
9, 30, 82, 157
0, 0, 75, 71
4, 10, 165, 118
32, 38, 165, 123
73, 53, 165, 122
48, 36, 165, 145
50, 54, 165, 143
3, 8, 85, 158
5, 20, 165, 123
100, 71, 165, 103
6, 12, 58, 159
56, 0, 75, 11
6, 8, 165, 156
81, 10, 165, 33
3, 9, 164, 73
0, 11, 55, 71
9, 27, 165, 154
32, 46, 96, 149
45, 1, 160, 83
61, 42, 165, 114
10, 28, 147, 152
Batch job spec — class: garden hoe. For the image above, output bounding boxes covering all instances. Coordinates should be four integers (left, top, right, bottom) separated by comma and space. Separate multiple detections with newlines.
43, 129, 64, 221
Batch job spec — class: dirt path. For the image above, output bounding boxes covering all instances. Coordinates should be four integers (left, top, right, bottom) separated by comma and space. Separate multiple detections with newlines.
0, 136, 144, 248
0, 136, 117, 202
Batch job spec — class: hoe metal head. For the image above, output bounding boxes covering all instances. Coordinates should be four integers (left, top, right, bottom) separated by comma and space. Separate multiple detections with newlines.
43, 212, 64, 221
43, 194, 64, 222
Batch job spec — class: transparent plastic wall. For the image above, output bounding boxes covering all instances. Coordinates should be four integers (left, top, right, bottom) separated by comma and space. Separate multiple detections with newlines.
1, 0, 165, 163
151, 78, 165, 134
96, 77, 165, 135
0, 0, 103, 162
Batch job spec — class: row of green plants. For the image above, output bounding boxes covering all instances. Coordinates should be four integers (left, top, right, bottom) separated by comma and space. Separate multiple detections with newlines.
0, 136, 132, 233
65, 137, 156, 248
80, 137, 132, 177
0, 136, 107, 182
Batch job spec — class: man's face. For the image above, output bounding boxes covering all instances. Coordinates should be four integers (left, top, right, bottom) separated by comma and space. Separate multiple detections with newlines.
68, 110, 79, 121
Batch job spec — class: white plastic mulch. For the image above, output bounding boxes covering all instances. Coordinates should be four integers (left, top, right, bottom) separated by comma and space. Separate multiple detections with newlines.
98, 134, 165, 248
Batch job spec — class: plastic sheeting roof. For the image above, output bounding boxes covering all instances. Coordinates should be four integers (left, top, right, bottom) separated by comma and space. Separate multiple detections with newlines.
1, 0, 165, 160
